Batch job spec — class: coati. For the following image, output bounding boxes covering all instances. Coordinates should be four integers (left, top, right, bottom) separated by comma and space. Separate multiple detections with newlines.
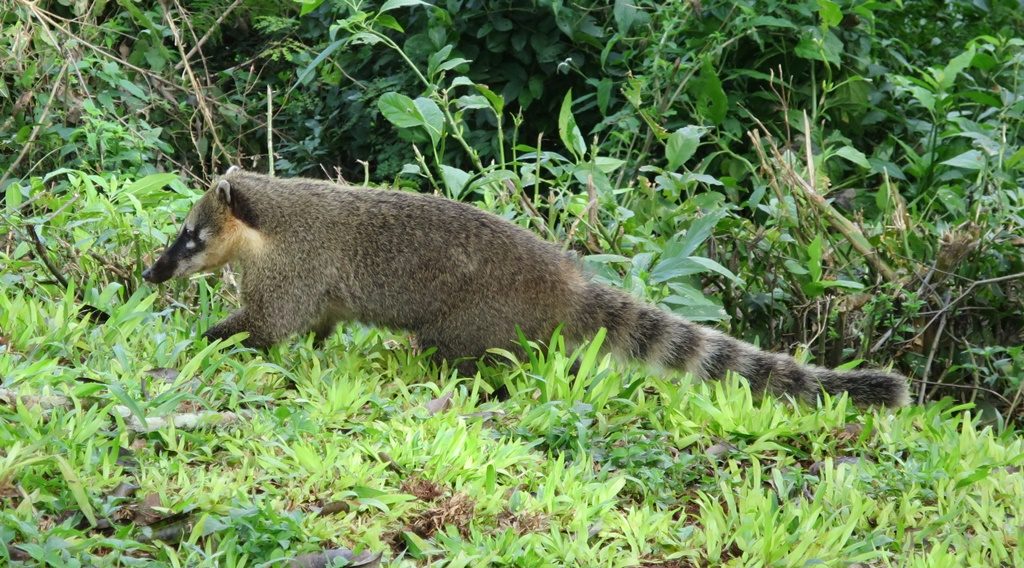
142, 167, 910, 407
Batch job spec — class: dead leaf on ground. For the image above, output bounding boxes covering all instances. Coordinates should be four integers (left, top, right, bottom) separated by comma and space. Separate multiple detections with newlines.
116, 446, 139, 469
131, 493, 168, 526
377, 452, 402, 474
109, 482, 140, 499
808, 456, 861, 476
834, 423, 864, 443
317, 500, 352, 516
290, 549, 382, 568
401, 477, 444, 502
705, 442, 737, 459
145, 367, 180, 382
131, 492, 192, 545
639, 559, 695, 568
424, 391, 453, 415
462, 409, 505, 425
136, 518, 191, 545
496, 509, 549, 535
406, 493, 475, 539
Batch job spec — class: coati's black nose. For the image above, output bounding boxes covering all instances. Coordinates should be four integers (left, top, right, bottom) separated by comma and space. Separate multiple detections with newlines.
142, 263, 171, 284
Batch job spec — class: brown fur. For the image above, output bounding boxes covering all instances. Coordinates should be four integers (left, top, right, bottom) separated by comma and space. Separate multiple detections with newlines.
145, 169, 910, 407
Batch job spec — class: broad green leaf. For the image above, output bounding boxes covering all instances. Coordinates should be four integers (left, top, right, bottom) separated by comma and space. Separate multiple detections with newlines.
938, 46, 976, 92
795, 29, 844, 66
685, 256, 743, 284
941, 150, 984, 170
816, 0, 842, 28
902, 85, 936, 112
440, 165, 471, 199
584, 254, 632, 264
666, 126, 702, 171
413, 97, 444, 148
807, 235, 824, 282
475, 84, 504, 115
124, 173, 177, 196
296, 39, 343, 86
678, 208, 728, 257
1006, 146, 1024, 170
427, 45, 454, 78
956, 466, 991, 489
5, 182, 24, 211
294, 0, 325, 16
54, 456, 97, 527
456, 95, 492, 110
376, 14, 404, 33
749, 16, 798, 29
613, 0, 643, 34
377, 92, 423, 129
834, 146, 870, 169
558, 90, 586, 159
693, 60, 727, 125
380, 0, 428, 12
594, 156, 626, 173
107, 383, 147, 429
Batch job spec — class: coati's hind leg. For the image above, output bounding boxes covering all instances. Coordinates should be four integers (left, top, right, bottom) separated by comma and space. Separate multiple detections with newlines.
415, 331, 488, 377
311, 316, 340, 347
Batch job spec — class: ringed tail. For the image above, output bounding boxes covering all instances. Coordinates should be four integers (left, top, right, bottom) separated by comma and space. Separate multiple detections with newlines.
571, 282, 910, 407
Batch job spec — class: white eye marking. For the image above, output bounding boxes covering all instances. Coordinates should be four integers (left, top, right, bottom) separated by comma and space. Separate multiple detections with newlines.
199, 228, 213, 241
185, 241, 197, 250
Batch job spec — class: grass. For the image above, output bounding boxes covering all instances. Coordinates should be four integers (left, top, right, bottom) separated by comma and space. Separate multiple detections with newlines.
1, 259, 1023, 566
1, 175, 1022, 566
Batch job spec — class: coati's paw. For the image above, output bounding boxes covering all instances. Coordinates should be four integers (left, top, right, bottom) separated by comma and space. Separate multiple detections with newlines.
201, 327, 227, 343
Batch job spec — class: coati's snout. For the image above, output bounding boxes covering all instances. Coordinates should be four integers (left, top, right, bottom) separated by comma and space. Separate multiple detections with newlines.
143, 222, 211, 283
143, 174, 253, 284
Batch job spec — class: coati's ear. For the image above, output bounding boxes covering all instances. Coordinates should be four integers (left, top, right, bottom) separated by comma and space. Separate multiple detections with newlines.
225, 165, 242, 175
215, 178, 259, 227
215, 179, 233, 205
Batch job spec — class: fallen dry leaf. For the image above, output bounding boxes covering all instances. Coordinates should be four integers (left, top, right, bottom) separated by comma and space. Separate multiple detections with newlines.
424, 391, 453, 415
808, 456, 861, 476
406, 493, 475, 539
705, 442, 736, 459
834, 423, 864, 443
317, 500, 352, 517
145, 367, 180, 382
109, 482, 140, 499
401, 477, 444, 502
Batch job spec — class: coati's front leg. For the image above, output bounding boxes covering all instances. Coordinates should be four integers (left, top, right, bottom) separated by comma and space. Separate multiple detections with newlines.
203, 309, 280, 349
203, 290, 326, 349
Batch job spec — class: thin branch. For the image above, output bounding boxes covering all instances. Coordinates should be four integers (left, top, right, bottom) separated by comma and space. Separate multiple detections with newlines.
904, 271, 1024, 347
22, 2, 184, 94
919, 291, 950, 405
29, 225, 69, 288
173, 0, 245, 71
0, 63, 67, 190
161, 0, 229, 169
760, 120, 900, 283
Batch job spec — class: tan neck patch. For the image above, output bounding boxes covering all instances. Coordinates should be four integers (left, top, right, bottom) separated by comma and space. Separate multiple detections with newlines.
204, 216, 268, 269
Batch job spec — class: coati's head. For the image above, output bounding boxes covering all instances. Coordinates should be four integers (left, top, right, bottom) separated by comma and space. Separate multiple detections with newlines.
142, 166, 263, 284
